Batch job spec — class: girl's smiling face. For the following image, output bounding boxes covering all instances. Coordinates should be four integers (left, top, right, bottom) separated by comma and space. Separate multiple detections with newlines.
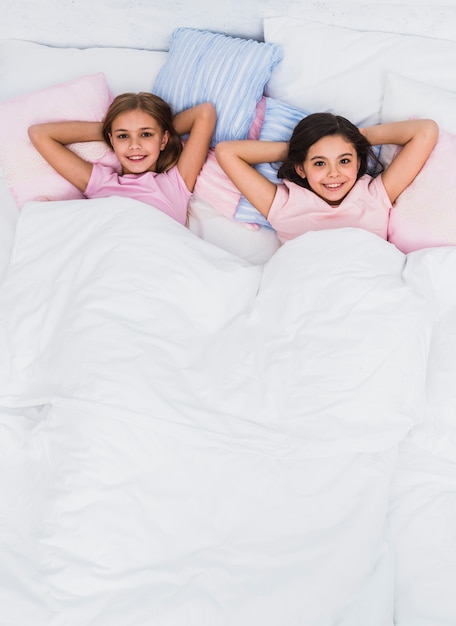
295, 134, 360, 205
109, 109, 169, 175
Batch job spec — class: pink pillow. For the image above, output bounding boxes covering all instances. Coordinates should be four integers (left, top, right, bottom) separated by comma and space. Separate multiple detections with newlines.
388, 129, 456, 253
0, 73, 120, 209
193, 97, 266, 221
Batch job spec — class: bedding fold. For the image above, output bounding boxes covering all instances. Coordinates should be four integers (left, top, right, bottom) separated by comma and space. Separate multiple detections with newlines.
1, 195, 454, 625
0, 197, 430, 454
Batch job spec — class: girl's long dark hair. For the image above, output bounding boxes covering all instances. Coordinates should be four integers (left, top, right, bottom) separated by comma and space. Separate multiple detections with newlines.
278, 112, 383, 188
102, 92, 183, 173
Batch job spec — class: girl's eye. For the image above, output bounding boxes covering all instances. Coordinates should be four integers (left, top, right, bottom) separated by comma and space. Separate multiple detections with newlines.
340, 158, 351, 165
117, 134, 128, 140
314, 160, 325, 167
142, 132, 152, 138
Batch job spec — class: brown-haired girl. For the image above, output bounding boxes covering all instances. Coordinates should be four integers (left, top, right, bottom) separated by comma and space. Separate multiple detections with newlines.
29, 92, 216, 225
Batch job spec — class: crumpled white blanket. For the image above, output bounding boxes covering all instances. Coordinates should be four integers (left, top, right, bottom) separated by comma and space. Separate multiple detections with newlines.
0, 197, 454, 625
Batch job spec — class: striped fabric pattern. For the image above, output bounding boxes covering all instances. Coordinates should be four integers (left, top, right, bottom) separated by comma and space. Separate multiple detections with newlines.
234, 97, 308, 227
153, 28, 282, 146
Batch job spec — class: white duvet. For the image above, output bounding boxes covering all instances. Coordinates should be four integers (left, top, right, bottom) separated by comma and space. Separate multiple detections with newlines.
0, 196, 455, 625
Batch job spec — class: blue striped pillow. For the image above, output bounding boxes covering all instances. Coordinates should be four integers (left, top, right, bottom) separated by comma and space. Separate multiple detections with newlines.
234, 97, 308, 228
152, 28, 283, 147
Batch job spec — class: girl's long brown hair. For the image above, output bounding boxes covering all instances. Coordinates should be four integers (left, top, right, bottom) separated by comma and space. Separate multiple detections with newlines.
102, 92, 182, 173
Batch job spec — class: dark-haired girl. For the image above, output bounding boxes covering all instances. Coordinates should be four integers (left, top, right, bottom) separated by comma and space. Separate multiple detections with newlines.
216, 113, 438, 243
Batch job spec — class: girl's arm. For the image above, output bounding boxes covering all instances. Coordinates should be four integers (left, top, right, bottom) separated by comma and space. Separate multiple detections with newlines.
215, 140, 288, 218
173, 102, 217, 192
28, 121, 103, 192
360, 119, 439, 204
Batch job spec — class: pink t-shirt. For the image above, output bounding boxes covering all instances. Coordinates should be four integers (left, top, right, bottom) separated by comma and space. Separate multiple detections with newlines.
85, 163, 191, 225
267, 174, 391, 244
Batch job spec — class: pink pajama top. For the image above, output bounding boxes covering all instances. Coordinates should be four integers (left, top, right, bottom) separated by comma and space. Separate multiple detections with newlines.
85, 163, 191, 225
267, 174, 391, 244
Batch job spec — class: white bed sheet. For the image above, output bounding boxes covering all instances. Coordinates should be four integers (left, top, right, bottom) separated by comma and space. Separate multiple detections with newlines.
0, 172, 19, 280
0, 400, 399, 626
390, 440, 456, 624
2, 196, 452, 625
0, 198, 428, 448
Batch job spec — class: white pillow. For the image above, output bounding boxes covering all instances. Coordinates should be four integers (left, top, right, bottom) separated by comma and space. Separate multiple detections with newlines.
0, 177, 18, 279
381, 73, 456, 133
290, 2, 456, 41
264, 17, 456, 126
379, 72, 456, 165
0, 39, 168, 101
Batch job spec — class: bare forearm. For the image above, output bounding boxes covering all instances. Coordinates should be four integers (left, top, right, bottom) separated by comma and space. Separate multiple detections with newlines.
215, 139, 282, 218
28, 121, 104, 147
370, 119, 439, 205
360, 119, 438, 147
173, 102, 216, 136
27, 121, 98, 192
216, 140, 289, 167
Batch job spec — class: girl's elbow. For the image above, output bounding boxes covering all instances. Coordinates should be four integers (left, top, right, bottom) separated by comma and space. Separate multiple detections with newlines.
28, 124, 42, 146
206, 101, 216, 116
422, 118, 439, 140
198, 102, 216, 135
430, 119, 439, 141
215, 141, 228, 163
28, 124, 38, 139
200, 101, 217, 122
215, 140, 236, 168
425, 119, 439, 152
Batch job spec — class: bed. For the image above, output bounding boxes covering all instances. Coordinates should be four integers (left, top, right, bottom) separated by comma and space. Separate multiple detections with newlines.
1, 2, 456, 624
